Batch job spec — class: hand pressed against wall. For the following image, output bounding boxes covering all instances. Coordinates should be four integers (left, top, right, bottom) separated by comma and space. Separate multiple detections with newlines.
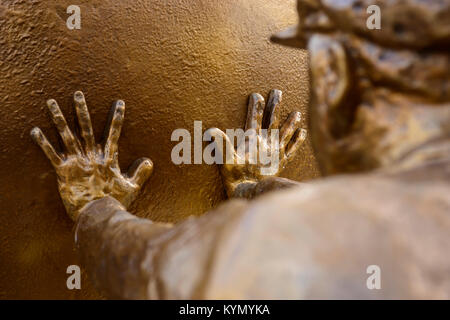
31, 91, 153, 220
208, 89, 307, 197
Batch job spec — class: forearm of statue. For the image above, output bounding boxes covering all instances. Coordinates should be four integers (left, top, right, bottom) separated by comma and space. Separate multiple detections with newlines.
75, 196, 173, 299
207, 89, 307, 200
74, 195, 250, 299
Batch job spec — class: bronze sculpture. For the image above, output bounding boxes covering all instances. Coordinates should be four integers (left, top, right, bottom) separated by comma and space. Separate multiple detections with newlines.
0, 0, 316, 299
31, 0, 450, 299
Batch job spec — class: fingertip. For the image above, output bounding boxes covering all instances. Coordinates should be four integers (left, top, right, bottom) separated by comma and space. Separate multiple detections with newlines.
74, 91, 85, 102
142, 157, 154, 170
290, 111, 302, 122
129, 157, 154, 184
113, 100, 125, 117
269, 89, 282, 100
140, 158, 154, 177
30, 127, 62, 166
46, 99, 61, 115
250, 93, 264, 104
30, 127, 42, 141
115, 99, 125, 109
47, 99, 57, 108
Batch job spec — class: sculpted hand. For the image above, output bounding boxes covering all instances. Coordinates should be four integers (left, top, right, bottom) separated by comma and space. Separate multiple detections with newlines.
31, 91, 153, 220
207, 89, 307, 197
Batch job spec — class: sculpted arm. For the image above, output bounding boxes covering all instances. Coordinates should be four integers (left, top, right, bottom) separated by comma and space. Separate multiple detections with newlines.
31, 92, 176, 298
31, 90, 307, 298
75, 196, 174, 299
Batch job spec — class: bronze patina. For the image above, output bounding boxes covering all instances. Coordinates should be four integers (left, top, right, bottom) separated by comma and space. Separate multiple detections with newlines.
0, 0, 316, 299
30, 0, 450, 299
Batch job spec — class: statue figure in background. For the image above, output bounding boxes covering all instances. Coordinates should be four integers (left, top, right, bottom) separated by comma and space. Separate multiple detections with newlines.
31, 0, 449, 299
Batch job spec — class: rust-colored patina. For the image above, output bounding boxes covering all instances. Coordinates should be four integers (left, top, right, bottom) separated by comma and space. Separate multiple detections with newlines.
0, 0, 317, 299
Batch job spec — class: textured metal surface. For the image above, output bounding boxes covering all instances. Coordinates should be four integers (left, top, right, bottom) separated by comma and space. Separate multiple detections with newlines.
0, 0, 317, 299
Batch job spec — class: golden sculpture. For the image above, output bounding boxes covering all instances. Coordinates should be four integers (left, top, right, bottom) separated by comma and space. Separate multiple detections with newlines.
0, 0, 315, 298
33, 86, 310, 298
28, 0, 450, 299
